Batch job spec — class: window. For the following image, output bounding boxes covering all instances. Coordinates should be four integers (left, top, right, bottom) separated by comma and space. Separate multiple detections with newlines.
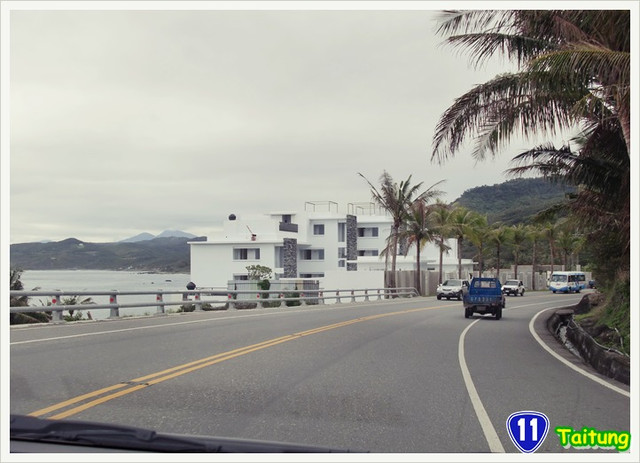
357, 227, 378, 237
357, 249, 378, 257
233, 248, 260, 260
338, 247, 347, 259
300, 249, 324, 260
313, 224, 325, 235
338, 260, 346, 268
338, 222, 346, 242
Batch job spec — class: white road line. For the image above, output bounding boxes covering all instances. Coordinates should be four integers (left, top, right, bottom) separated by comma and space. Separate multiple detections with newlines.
529, 308, 630, 398
9, 308, 326, 346
458, 319, 505, 453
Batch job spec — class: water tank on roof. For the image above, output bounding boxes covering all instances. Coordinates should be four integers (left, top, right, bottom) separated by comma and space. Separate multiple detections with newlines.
229, 214, 236, 221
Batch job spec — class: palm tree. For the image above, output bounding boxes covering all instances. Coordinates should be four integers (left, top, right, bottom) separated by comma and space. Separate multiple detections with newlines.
432, 10, 630, 161
448, 206, 479, 279
398, 199, 436, 295
489, 223, 510, 280
543, 222, 559, 274
431, 10, 630, 285
429, 201, 453, 284
466, 214, 491, 277
526, 223, 544, 290
359, 171, 442, 289
510, 223, 528, 280
557, 228, 582, 270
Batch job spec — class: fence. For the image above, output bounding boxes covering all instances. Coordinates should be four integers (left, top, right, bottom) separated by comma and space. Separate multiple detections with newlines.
9, 287, 419, 323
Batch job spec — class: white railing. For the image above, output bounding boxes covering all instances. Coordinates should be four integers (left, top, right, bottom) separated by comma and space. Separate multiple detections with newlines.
9, 287, 419, 323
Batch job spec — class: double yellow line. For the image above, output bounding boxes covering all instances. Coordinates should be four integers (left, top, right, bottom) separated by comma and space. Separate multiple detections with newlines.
29, 306, 440, 420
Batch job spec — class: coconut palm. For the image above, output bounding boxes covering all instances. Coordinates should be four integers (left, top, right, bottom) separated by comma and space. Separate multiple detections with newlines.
359, 171, 443, 289
542, 222, 559, 274
432, 10, 630, 161
431, 9, 630, 286
488, 223, 510, 280
398, 199, 436, 295
510, 223, 528, 280
466, 214, 491, 277
448, 206, 479, 279
526, 223, 544, 290
429, 201, 453, 284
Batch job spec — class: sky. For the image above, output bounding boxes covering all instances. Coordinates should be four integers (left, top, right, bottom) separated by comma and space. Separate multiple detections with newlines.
2, 1, 631, 244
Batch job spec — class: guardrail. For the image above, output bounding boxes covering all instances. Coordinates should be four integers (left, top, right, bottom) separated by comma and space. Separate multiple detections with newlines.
9, 287, 419, 323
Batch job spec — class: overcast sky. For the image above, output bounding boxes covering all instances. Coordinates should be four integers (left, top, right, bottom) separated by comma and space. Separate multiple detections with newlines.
3, 2, 613, 244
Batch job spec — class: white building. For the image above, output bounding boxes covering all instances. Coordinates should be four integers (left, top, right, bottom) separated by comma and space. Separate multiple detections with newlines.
189, 201, 473, 291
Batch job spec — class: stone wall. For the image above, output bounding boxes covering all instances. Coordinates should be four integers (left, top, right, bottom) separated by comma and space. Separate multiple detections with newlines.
283, 238, 297, 278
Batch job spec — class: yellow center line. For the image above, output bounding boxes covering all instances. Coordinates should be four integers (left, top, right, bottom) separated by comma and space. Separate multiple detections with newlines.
31, 305, 446, 419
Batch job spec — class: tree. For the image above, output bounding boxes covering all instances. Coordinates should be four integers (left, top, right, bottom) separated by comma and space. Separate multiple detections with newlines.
543, 222, 559, 274
398, 199, 436, 295
488, 223, 510, 279
431, 9, 630, 287
359, 171, 442, 288
526, 223, 544, 290
429, 201, 453, 284
448, 206, 480, 279
510, 223, 528, 280
466, 214, 491, 277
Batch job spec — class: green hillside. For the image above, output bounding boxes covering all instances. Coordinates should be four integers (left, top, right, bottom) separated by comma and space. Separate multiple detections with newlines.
453, 177, 574, 224
10, 236, 206, 272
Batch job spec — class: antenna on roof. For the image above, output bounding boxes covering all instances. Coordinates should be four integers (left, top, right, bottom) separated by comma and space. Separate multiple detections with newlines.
246, 225, 256, 241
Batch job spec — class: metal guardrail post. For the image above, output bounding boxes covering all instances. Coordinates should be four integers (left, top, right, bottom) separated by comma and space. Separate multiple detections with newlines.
377, 289, 382, 301
50, 292, 63, 323
364, 289, 369, 302
279, 293, 285, 308
336, 290, 341, 303
194, 292, 202, 311
351, 290, 356, 303
256, 293, 263, 309
299, 292, 306, 306
108, 291, 120, 318
319, 291, 324, 304
156, 293, 164, 315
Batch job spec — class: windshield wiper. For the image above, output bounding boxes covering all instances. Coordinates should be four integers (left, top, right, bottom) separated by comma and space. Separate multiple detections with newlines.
10, 414, 355, 453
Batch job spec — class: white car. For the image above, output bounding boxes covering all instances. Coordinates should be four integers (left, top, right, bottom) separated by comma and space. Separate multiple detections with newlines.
436, 279, 470, 301
502, 279, 525, 296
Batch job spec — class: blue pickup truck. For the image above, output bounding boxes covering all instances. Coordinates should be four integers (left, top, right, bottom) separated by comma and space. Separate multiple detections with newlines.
463, 277, 505, 320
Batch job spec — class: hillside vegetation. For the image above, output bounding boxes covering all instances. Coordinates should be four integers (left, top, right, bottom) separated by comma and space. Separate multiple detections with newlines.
453, 177, 574, 225
10, 236, 206, 273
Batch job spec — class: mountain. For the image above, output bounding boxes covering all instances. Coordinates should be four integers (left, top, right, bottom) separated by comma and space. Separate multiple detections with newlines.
155, 230, 197, 239
10, 236, 207, 272
119, 232, 156, 243
119, 230, 197, 243
452, 177, 575, 225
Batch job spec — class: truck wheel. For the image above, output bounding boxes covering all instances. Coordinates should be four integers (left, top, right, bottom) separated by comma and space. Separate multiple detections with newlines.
495, 307, 502, 320
464, 308, 471, 319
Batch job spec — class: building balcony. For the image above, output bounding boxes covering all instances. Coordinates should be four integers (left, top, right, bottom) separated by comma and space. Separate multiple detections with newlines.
279, 222, 298, 232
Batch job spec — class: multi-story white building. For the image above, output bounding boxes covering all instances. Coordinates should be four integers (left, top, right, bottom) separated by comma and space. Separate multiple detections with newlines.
189, 201, 473, 291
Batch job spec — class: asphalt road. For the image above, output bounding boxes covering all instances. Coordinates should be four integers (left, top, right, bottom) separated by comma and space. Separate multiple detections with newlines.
9, 290, 631, 454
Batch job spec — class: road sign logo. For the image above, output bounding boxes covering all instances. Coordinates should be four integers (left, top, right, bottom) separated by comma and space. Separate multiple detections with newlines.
506, 411, 550, 453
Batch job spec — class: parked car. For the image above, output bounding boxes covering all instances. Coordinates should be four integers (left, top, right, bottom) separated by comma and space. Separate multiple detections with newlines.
502, 279, 525, 296
436, 279, 470, 301
588, 280, 597, 289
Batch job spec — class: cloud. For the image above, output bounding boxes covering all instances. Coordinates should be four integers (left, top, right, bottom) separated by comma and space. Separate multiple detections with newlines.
7, 5, 545, 244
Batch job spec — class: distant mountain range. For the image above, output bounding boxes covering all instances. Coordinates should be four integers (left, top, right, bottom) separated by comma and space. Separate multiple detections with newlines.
10, 178, 572, 272
119, 230, 198, 243
11, 233, 206, 273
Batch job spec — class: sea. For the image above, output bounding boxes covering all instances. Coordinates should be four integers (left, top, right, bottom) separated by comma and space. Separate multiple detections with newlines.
18, 269, 196, 320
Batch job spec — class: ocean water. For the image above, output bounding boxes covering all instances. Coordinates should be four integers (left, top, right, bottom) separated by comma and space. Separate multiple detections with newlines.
18, 270, 195, 320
